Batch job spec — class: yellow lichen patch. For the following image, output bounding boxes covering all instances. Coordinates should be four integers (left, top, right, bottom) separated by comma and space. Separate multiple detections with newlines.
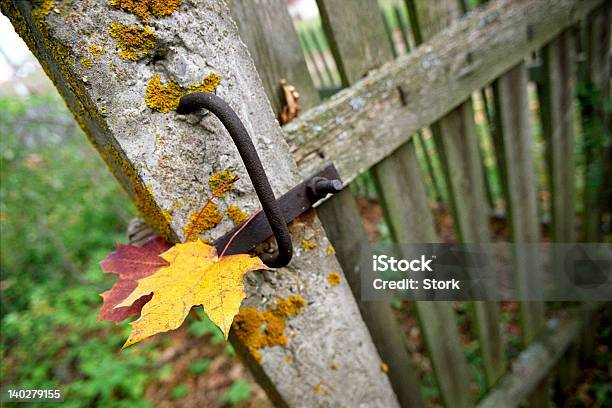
313, 383, 331, 396
285, 355, 293, 364
301, 239, 317, 250
330, 364, 337, 370
108, 23, 156, 61
327, 271, 341, 286
209, 170, 236, 197
183, 202, 223, 241
232, 295, 305, 363
327, 242, 335, 256
145, 74, 183, 112
109, 0, 180, 20
380, 362, 389, 373
145, 73, 221, 113
162, 209, 172, 224
187, 72, 222, 93
33, 0, 54, 17
88, 44, 106, 59
226, 205, 247, 226
81, 57, 93, 68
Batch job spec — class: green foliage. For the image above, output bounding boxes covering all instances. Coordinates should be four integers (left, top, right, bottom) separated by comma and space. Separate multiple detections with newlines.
188, 359, 212, 376
0, 93, 163, 407
188, 310, 225, 345
171, 384, 188, 399
220, 379, 251, 406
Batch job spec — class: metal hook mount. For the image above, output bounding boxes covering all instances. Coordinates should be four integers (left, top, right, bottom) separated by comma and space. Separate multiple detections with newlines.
177, 92, 342, 268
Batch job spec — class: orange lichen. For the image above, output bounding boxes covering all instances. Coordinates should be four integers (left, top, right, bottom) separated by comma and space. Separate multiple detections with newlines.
109, 0, 181, 20
232, 307, 265, 363
301, 239, 317, 250
110, 0, 148, 20
327, 271, 341, 286
232, 296, 305, 363
108, 22, 156, 61
145, 74, 183, 112
226, 205, 247, 226
208, 170, 236, 197
273, 296, 305, 318
183, 202, 223, 241
145, 73, 221, 113
380, 362, 389, 373
187, 72, 222, 93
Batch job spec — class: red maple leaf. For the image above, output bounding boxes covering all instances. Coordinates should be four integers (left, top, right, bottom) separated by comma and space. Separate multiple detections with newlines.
98, 236, 172, 323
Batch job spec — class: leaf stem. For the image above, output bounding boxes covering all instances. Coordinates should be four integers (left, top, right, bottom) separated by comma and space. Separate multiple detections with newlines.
220, 209, 261, 258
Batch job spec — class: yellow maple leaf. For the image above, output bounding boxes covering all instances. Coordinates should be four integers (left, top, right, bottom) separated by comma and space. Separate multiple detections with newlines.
115, 240, 266, 348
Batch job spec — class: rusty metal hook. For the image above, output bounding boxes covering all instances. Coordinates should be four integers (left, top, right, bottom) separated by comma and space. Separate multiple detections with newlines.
177, 92, 293, 268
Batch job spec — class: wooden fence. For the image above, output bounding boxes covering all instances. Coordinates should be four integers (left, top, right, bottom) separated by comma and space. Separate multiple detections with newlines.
3, 0, 609, 406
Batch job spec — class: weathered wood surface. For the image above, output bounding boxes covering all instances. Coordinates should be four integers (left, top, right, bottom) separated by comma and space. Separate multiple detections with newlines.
1, 1, 398, 406
283, 0, 605, 185
539, 30, 576, 243
316, 0, 390, 87
228, 0, 319, 117
229, 1, 418, 406
493, 64, 544, 343
372, 141, 474, 408
478, 306, 596, 408
410, 0, 506, 389
315, 1, 425, 406
373, 144, 438, 244
582, 3, 611, 242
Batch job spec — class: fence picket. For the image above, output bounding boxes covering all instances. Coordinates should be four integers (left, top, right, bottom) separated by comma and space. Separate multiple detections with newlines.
317, 0, 480, 405
407, 0, 506, 389
228, 0, 319, 117
493, 65, 546, 342
373, 142, 475, 408
315, 1, 431, 406
382, 4, 442, 203
539, 30, 577, 243
581, 4, 611, 241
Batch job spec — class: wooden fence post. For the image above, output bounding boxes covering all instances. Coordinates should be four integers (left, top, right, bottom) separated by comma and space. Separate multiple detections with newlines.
1, 1, 399, 406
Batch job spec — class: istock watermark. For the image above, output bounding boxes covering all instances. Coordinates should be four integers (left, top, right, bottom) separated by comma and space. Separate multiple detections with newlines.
371, 254, 461, 291
361, 243, 612, 301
